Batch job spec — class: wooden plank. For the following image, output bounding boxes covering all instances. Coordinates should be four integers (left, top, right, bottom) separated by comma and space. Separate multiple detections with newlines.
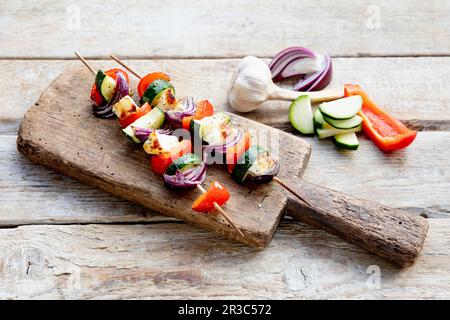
0, 220, 448, 299
17, 67, 312, 247
2, 130, 449, 226
1, 57, 450, 135
0, 0, 449, 58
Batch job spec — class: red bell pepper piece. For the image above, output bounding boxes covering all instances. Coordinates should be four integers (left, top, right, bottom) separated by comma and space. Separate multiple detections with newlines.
90, 84, 104, 106
344, 84, 417, 152
182, 99, 215, 130
118, 102, 151, 128
137, 72, 171, 98
226, 131, 251, 173
192, 181, 230, 213
151, 140, 192, 175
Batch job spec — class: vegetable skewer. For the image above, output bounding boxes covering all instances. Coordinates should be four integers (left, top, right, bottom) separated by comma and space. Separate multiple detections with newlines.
75, 52, 244, 238
106, 55, 312, 209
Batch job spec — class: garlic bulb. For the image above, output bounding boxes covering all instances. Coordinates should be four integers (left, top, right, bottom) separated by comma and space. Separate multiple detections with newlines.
228, 56, 344, 113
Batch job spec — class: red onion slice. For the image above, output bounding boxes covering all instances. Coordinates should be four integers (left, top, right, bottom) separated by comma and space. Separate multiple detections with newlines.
165, 96, 196, 128
269, 47, 333, 92
203, 128, 243, 154
163, 155, 207, 188
132, 126, 174, 143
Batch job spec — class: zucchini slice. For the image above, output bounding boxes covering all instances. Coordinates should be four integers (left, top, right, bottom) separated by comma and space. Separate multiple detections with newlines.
319, 95, 362, 120
313, 108, 325, 130
333, 132, 359, 150
323, 114, 363, 130
95, 70, 106, 93
231, 145, 267, 184
165, 153, 202, 176
289, 95, 314, 135
316, 122, 362, 139
100, 75, 117, 102
122, 107, 165, 143
140, 79, 174, 106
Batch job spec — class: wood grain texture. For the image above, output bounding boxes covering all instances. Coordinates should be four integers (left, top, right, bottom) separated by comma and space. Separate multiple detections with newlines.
1, 0, 449, 58
1, 57, 450, 135
17, 67, 312, 247
3, 130, 449, 227
0, 220, 448, 299
285, 181, 428, 266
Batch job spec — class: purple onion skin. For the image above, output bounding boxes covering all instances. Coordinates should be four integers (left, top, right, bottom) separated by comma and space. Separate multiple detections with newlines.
165, 97, 196, 128
295, 54, 332, 92
162, 156, 207, 188
269, 47, 333, 92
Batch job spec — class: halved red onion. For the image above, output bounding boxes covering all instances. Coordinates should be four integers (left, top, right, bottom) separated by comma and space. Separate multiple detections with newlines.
269, 47, 333, 92
93, 72, 129, 118
165, 96, 196, 128
132, 126, 174, 143
163, 157, 207, 188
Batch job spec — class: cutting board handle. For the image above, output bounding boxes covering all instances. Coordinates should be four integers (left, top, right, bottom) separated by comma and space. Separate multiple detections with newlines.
284, 179, 429, 267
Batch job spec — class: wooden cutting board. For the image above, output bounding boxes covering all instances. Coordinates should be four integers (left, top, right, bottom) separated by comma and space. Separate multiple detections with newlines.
17, 67, 311, 247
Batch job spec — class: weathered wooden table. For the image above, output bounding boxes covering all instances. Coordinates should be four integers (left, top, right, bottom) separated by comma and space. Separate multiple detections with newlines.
0, 0, 449, 299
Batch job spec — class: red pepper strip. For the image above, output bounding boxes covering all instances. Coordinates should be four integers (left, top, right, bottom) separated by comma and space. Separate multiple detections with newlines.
192, 181, 230, 213
90, 84, 104, 105
182, 99, 215, 130
226, 131, 251, 173
137, 72, 171, 98
344, 84, 417, 152
118, 102, 151, 128
151, 140, 192, 175
90, 68, 130, 106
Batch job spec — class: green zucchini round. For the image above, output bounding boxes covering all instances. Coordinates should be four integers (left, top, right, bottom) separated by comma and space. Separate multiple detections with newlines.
231, 145, 266, 184
165, 153, 201, 176
140, 79, 174, 106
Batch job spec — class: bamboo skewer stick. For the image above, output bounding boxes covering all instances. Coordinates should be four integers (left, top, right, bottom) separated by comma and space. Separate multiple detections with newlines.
108, 54, 245, 238
109, 54, 142, 79
273, 176, 312, 207
74, 52, 96, 76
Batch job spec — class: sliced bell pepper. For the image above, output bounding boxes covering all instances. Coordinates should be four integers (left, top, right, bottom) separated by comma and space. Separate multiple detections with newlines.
118, 102, 151, 128
192, 181, 230, 213
151, 140, 192, 175
181, 99, 215, 130
226, 131, 251, 173
138, 72, 171, 98
344, 84, 417, 152
90, 84, 104, 106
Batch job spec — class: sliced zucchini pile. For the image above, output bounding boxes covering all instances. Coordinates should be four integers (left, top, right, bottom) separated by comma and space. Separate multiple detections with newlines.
290, 95, 363, 150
